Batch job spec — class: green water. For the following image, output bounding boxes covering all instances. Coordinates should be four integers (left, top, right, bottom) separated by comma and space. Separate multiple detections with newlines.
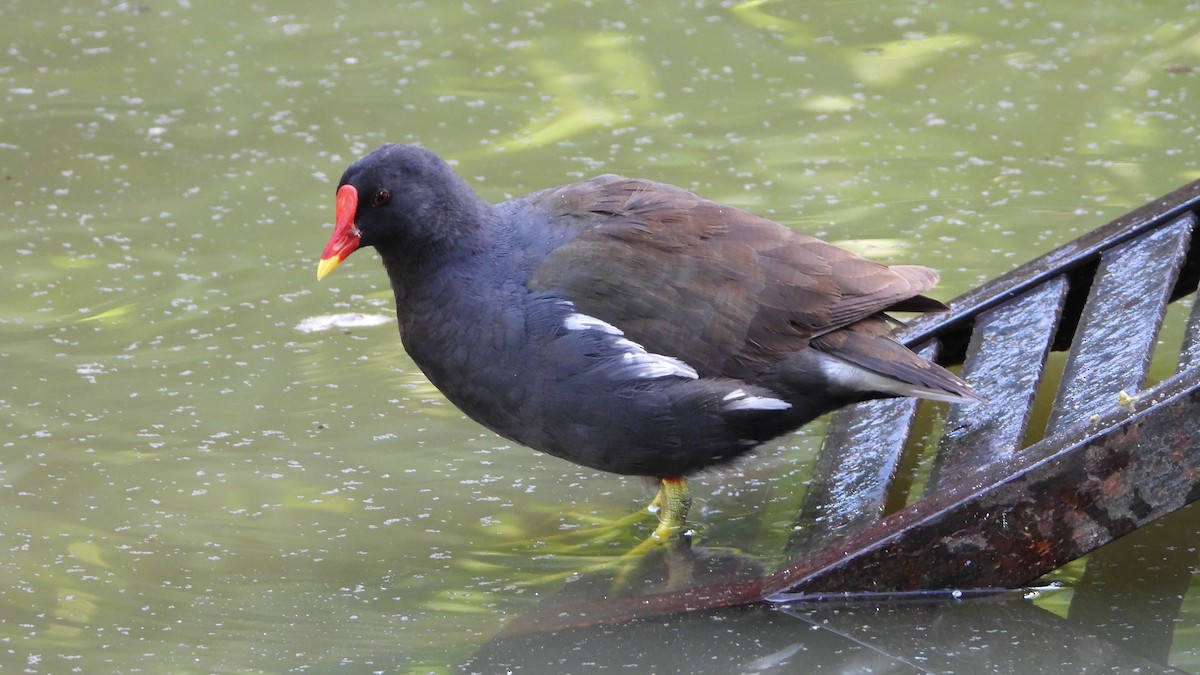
2, 0, 1199, 671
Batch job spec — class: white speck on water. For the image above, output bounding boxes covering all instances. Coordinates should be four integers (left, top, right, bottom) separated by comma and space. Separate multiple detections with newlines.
294, 313, 391, 333
76, 362, 107, 383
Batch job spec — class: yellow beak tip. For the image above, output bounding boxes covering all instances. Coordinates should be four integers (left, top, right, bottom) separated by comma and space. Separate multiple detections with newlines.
316, 257, 340, 281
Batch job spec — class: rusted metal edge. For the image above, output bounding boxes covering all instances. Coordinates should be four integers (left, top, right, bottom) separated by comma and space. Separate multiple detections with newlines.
767, 372, 1200, 595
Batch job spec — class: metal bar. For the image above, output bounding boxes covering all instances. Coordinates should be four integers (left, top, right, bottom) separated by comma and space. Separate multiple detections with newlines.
1046, 216, 1193, 433
784, 343, 935, 557
926, 278, 1068, 493
1175, 213, 1200, 372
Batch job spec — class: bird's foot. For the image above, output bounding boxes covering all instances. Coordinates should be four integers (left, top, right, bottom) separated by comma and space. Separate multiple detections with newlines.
470, 477, 696, 589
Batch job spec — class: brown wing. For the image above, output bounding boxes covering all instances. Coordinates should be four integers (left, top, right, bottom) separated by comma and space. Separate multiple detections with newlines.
527, 176, 944, 380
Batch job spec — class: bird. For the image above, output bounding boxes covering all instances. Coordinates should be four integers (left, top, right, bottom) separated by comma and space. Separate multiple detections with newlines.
316, 143, 980, 545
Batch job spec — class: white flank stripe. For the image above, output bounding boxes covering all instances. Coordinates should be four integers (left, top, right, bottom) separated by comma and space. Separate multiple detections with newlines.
724, 392, 791, 412
619, 351, 699, 380
563, 311, 623, 335
561, 306, 698, 380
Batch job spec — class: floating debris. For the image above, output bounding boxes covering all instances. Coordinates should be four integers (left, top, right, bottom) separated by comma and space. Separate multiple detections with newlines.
294, 312, 391, 333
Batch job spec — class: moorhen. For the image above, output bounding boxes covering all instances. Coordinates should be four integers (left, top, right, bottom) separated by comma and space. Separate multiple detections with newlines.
317, 144, 979, 543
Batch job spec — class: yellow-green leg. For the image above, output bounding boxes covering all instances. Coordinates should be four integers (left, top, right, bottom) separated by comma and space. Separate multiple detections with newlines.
612, 476, 693, 583
469, 476, 697, 590
648, 476, 692, 541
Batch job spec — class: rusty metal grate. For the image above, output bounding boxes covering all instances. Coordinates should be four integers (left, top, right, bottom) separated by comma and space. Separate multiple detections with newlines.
776, 178, 1200, 595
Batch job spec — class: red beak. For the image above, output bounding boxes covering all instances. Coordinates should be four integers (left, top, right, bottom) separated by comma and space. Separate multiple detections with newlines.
317, 184, 361, 280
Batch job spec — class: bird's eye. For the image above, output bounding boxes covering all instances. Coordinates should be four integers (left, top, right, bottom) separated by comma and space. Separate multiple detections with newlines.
372, 189, 390, 207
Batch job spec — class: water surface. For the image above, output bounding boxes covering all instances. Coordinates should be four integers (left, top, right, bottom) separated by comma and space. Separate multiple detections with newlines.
2, 0, 1199, 671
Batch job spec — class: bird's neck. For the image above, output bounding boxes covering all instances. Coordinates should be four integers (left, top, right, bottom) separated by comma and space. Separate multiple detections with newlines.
379, 215, 511, 331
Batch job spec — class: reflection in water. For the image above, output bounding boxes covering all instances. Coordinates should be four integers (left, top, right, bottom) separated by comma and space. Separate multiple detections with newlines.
468, 503, 1200, 671
467, 591, 1168, 673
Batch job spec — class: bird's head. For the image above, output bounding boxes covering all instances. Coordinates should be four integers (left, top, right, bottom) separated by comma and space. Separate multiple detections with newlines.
317, 144, 485, 280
